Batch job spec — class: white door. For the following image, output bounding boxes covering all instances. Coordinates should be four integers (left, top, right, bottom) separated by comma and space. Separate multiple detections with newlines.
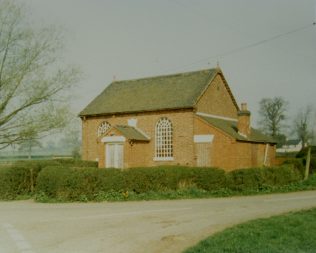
106, 143, 123, 168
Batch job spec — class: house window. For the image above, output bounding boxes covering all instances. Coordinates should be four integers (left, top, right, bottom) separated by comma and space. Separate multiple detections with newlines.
155, 117, 173, 160
97, 121, 111, 137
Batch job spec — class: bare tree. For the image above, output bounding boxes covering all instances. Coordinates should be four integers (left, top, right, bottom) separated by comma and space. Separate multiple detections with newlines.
58, 118, 81, 158
0, 1, 80, 149
258, 97, 288, 138
18, 130, 42, 159
293, 106, 314, 150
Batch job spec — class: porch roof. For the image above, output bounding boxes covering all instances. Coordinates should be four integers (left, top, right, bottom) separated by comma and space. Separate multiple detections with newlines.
114, 125, 150, 142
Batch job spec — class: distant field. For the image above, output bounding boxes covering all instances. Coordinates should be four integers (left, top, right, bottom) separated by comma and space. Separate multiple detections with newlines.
0, 155, 72, 163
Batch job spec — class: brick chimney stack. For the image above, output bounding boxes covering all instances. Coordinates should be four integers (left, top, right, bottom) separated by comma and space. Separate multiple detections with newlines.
237, 103, 251, 137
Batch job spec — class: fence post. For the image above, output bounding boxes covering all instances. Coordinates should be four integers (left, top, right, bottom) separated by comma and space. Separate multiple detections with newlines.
304, 146, 311, 180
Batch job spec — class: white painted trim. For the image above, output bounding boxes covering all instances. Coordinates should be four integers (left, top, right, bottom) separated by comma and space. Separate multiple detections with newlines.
263, 143, 269, 166
153, 157, 174, 161
135, 127, 151, 140
196, 112, 237, 122
194, 135, 214, 143
101, 136, 126, 143
237, 131, 248, 139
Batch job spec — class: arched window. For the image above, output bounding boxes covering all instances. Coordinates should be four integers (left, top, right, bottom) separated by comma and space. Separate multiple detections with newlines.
97, 121, 111, 137
155, 118, 173, 160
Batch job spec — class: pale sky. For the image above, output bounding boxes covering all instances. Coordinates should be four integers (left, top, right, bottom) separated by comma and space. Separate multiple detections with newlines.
21, 0, 316, 129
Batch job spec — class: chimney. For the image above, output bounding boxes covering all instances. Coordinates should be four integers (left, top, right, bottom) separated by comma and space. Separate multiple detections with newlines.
237, 103, 251, 137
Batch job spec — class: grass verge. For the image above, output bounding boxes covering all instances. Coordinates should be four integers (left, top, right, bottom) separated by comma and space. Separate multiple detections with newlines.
184, 208, 316, 253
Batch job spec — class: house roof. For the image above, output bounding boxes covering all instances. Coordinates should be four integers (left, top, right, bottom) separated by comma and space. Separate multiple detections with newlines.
198, 115, 276, 144
114, 125, 150, 141
80, 68, 222, 116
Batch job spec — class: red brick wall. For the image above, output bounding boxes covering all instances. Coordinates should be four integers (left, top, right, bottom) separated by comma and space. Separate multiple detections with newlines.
82, 110, 195, 168
196, 74, 238, 119
82, 112, 275, 170
194, 117, 276, 171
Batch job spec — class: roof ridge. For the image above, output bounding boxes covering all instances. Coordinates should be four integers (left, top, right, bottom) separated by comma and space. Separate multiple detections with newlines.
112, 68, 216, 84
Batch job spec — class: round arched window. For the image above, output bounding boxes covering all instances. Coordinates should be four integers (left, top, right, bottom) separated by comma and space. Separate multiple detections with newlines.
155, 117, 173, 159
97, 121, 111, 137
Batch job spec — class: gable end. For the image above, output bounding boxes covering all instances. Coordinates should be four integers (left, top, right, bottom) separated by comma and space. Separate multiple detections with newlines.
194, 69, 239, 111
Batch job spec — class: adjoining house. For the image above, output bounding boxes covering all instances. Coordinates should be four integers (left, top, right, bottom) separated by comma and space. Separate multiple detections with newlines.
79, 68, 276, 170
276, 139, 303, 153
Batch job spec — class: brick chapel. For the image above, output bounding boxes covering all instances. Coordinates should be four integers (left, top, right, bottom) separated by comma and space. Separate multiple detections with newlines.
80, 68, 276, 170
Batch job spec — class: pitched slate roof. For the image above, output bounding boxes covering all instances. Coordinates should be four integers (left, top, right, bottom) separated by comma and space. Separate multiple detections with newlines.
198, 115, 276, 144
114, 125, 150, 141
80, 68, 223, 116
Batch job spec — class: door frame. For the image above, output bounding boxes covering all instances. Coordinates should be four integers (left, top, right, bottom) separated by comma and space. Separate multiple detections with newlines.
101, 136, 126, 169
105, 143, 124, 168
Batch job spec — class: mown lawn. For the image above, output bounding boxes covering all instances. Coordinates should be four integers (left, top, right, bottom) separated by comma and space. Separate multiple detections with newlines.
185, 208, 316, 253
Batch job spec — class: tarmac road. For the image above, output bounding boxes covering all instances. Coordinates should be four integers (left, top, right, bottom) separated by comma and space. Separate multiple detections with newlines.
0, 191, 316, 253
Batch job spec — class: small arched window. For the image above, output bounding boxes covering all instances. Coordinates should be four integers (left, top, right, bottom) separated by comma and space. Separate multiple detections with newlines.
155, 118, 173, 160
97, 121, 111, 137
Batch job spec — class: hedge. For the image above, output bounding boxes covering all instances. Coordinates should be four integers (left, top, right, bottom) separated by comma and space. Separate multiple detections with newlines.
282, 158, 316, 176
35, 165, 303, 202
0, 166, 33, 199
0, 159, 98, 200
123, 166, 226, 193
51, 159, 98, 168
227, 165, 302, 192
35, 166, 226, 201
0, 159, 306, 201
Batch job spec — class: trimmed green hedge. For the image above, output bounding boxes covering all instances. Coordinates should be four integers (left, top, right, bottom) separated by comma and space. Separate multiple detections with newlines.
123, 166, 226, 193
0, 159, 98, 200
227, 166, 302, 192
0, 166, 33, 199
0, 161, 61, 200
36, 167, 122, 201
35, 166, 226, 201
35, 165, 303, 202
0, 158, 305, 201
51, 159, 98, 167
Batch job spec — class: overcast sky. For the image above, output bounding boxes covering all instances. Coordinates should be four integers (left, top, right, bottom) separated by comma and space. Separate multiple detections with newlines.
21, 0, 316, 128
